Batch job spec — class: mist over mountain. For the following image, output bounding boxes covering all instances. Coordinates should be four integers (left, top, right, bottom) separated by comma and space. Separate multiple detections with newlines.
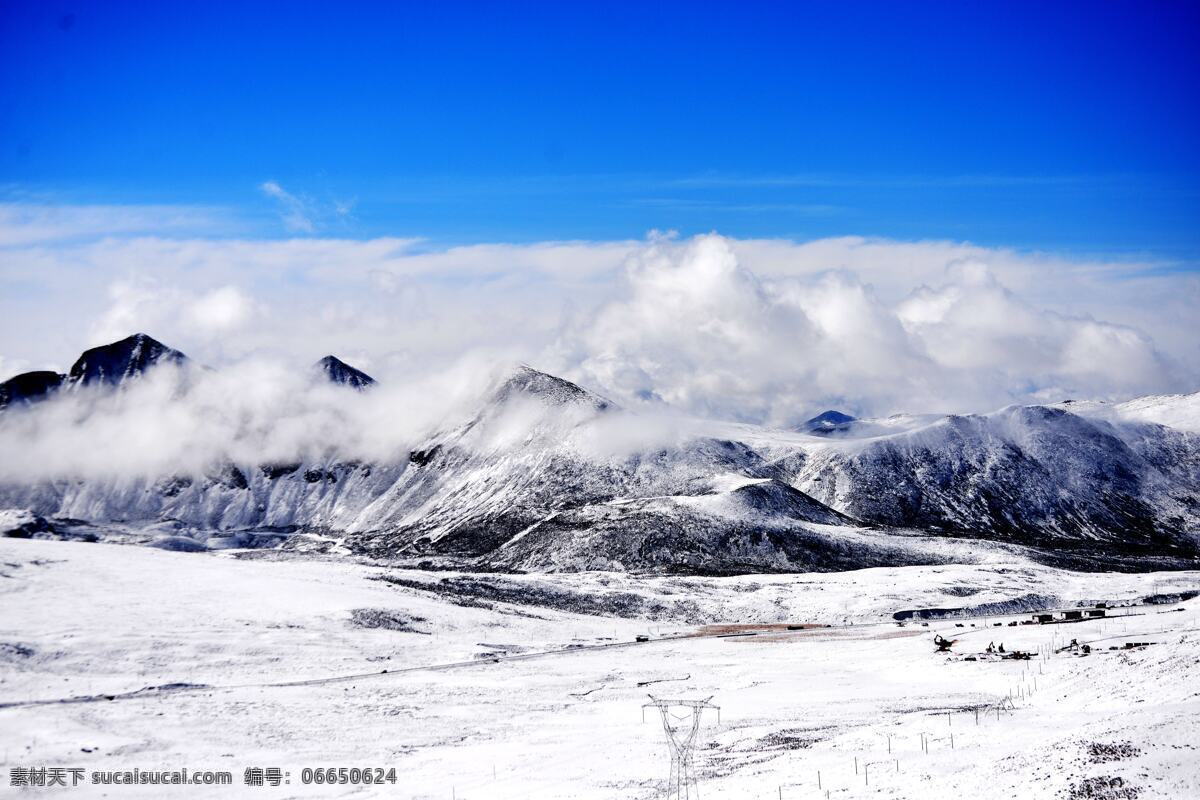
1, 334, 1197, 574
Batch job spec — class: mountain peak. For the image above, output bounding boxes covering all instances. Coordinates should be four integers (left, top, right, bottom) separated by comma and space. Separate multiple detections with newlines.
0, 370, 65, 409
316, 355, 376, 389
803, 409, 857, 434
68, 333, 188, 387
491, 364, 612, 410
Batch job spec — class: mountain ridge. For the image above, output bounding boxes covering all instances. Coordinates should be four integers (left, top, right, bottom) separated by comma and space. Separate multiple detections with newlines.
1, 334, 1198, 573
0, 334, 381, 409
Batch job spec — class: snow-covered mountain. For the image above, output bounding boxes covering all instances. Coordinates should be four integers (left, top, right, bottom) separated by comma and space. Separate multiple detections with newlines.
1, 335, 1198, 573
789, 405, 1199, 554
68, 332, 188, 387
1046, 393, 1200, 434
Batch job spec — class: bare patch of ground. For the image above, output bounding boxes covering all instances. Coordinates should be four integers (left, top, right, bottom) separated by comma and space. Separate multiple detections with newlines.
1086, 741, 1141, 764
696, 622, 823, 635
348, 608, 429, 634
1065, 775, 1140, 799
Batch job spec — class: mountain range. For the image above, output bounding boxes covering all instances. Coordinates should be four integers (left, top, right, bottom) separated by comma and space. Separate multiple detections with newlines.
1, 334, 1198, 573
0, 334, 373, 408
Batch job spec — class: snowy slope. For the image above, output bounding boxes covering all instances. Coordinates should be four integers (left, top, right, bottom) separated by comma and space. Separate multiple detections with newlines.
343, 367, 862, 572
1048, 392, 1200, 433
1113, 391, 1200, 432
790, 405, 1200, 554
2, 537, 1198, 799
1, 336, 1199, 573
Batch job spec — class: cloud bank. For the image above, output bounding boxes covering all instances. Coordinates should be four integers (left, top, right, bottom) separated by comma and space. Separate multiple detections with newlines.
564, 235, 1181, 422
0, 355, 507, 482
1, 202, 1197, 433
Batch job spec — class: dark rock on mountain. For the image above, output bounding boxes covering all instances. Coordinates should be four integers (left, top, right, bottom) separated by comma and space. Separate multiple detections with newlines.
221, 465, 250, 491
304, 468, 338, 484
1, 333, 186, 411
69, 333, 187, 387
804, 410, 857, 434
0, 370, 65, 409
155, 476, 193, 497
261, 463, 301, 479
317, 355, 376, 389
0, 510, 54, 538
409, 446, 441, 467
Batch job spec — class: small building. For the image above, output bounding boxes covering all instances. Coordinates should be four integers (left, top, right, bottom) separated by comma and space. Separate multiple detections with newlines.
1062, 610, 1084, 621
1033, 613, 1055, 624
1086, 608, 1106, 618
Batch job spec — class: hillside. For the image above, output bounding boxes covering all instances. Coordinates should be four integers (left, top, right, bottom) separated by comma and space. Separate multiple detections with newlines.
1, 335, 1198, 573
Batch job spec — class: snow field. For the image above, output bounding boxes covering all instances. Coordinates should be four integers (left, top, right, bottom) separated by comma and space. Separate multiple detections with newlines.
1, 538, 1197, 798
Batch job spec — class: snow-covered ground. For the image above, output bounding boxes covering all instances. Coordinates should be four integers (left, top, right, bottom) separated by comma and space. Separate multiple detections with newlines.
2, 538, 1198, 798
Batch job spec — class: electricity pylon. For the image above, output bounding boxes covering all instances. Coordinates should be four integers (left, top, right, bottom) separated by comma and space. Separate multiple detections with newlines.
643, 695, 720, 799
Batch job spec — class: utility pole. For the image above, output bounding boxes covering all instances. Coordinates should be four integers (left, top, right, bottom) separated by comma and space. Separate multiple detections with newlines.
643, 695, 720, 800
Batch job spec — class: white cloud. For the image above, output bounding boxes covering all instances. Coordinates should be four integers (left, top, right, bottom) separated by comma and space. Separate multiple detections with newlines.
0, 202, 224, 246
89, 280, 167, 347
556, 235, 1182, 423
1, 202, 1197, 426
0, 356, 30, 382
186, 286, 254, 334
0, 355, 501, 481
88, 281, 258, 351
257, 181, 358, 234
259, 180, 316, 233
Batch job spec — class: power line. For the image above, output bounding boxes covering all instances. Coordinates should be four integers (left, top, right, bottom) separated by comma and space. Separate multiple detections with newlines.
644, 695, 720, 800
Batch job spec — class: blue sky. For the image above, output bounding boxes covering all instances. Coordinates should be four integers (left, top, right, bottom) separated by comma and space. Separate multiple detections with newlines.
2, 0, 1199, 256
